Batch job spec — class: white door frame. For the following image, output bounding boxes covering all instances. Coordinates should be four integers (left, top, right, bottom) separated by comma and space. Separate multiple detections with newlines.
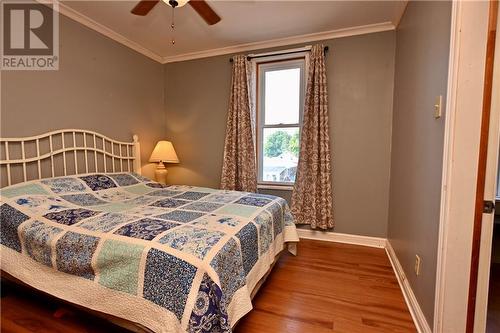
433, 1, 494, 332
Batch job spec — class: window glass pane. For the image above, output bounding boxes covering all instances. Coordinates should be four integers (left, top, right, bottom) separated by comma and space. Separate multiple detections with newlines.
264, 68, 300, 125
261, 127, 300, 183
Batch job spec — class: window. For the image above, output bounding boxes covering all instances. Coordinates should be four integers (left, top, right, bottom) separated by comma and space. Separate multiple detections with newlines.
256, 58, 306, 187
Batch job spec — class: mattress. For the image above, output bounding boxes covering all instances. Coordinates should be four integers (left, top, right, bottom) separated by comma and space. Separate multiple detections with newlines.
0, 173, 299, 333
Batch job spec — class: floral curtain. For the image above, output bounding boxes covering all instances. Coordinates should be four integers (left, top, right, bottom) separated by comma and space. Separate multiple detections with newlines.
291, 44, 334, 229
220, 55, 257, 192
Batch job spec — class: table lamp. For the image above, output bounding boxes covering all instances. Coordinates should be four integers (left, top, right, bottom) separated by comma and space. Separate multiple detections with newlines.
149, 141, 179, 184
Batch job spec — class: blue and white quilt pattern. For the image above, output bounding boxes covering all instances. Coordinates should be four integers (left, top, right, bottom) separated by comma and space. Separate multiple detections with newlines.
0, 173, 299, 333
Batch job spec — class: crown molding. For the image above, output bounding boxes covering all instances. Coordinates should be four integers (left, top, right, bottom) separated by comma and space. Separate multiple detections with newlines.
162, 21, 395, 63
394, 1, 410, 28
41, 0, 164, 63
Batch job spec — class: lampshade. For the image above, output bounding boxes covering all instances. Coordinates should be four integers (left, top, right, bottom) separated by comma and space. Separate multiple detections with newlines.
149, 141, 179, 163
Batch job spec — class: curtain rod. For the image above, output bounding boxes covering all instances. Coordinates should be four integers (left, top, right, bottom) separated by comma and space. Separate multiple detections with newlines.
229, 46, 329, 63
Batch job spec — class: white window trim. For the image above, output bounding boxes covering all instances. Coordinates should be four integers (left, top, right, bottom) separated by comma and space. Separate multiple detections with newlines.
257, 184, 294, 191
254, 52, 308, 188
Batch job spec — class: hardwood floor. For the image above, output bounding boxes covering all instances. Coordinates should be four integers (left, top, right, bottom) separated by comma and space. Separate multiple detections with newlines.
235, 240, 415, 333
1, 239, 416, 333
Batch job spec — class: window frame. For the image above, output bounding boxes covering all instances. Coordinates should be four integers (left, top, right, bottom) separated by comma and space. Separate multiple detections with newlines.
255, 56, 307, 188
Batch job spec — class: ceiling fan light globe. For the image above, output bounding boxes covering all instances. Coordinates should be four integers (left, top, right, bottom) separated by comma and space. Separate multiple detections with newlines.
162, 0, 189, 7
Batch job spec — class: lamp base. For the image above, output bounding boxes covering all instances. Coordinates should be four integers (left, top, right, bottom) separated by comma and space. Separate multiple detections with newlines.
154, 162, 168, 184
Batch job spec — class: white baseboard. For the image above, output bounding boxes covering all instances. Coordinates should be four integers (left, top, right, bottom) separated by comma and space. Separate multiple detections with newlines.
385, 240, 432, 333
296, 229, 386, 248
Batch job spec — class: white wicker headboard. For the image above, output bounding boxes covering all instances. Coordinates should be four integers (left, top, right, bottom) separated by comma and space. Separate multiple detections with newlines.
0, 129, 141, 187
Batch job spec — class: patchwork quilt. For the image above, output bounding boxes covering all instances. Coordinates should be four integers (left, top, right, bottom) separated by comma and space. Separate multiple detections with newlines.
0, 173, 299, 333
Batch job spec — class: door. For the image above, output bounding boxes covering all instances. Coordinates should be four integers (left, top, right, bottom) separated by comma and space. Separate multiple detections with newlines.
470, 2, 500, 332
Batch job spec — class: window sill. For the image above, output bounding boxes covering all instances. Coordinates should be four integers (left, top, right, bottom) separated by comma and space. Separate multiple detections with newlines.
257, 184, 294, 191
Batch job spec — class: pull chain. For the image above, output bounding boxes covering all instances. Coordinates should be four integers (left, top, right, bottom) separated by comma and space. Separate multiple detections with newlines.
171, 6, 175, 45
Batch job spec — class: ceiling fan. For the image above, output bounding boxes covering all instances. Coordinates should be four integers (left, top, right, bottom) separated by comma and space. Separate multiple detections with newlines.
131, 0, 221, 25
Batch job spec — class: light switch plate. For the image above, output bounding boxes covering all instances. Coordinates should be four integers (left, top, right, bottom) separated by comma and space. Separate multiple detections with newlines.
434, 95, 443, 119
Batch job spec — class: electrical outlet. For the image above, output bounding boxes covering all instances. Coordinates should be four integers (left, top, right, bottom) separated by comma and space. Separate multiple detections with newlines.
434, 95, 443, 119
415, 255, 422, 276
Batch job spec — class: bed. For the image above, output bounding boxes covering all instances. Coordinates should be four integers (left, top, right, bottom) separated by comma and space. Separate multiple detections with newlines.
0, 129, 299, 333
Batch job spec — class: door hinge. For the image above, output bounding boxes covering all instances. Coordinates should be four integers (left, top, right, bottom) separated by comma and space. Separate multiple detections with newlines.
483, 200, 496, 214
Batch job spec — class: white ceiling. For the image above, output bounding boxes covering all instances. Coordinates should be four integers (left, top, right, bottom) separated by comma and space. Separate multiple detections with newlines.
60, 1, 407, 63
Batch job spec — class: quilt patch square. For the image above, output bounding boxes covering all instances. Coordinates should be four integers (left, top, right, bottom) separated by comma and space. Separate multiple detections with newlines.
215, 216, 244, 228
109, 173, 139, 187
79, 175, 117, 191
114, 218, 179, 240
192, 215, 244, 232
15, 196, 69, 213
247, 193, 277, 200
96, 239, 144, 295
188, 274, 230, 333
125, 206, 167, 217
254, 211, 273, 255
77, 212, 134, 232
236, 223, 259, 275
284, 209, 294, 226
215, 204, 259, 218
22, 220, 63, 267
234, 196, 272, 207
182, 201, 223, 212
41, 178, 87, 194
61, 193, 106, 206
146, 182, 168, 189
124, 183, 155, 195
173, 191, 210, 201
158, 226, 224, 259
150, 198, 189, 209
44, 208, 98, 226
0, 203, 30, 252
147, 189, 182, 197
143, 248, 197, 320
203, 192, 244, 204
0, 183, 49, 198
93, 202, 132, 213
267, 202, 284, 237
125, 196, 157, 206
55, 232, 100, 280
210, 238, 246, 306
95, 189, 134, 202
155, 210, 204, 223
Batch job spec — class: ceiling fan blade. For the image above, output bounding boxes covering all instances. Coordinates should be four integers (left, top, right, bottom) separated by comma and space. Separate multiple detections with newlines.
131, 0, 160, 16
188, 0, 221, 25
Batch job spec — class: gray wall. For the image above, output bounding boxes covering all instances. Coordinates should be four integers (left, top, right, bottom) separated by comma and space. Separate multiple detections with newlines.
0, 15, 165, 179
164, 31, 396, 237
387, 1, 452, 325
